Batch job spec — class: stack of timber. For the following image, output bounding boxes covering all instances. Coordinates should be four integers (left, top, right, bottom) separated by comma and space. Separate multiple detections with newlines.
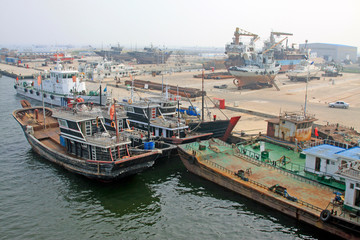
193, 72, 233, 79
124, 79, 205, 98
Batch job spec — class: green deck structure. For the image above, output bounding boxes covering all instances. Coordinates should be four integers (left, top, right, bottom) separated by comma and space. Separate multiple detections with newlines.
239, 139, 345, 191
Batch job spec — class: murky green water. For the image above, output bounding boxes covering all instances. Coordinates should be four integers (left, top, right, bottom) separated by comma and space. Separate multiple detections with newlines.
0, 76, 331, 239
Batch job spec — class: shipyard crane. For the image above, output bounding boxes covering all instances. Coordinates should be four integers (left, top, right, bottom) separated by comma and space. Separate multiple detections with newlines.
233, 27, 258, 45
262, 37, 288, 54
270, 31, 293, 49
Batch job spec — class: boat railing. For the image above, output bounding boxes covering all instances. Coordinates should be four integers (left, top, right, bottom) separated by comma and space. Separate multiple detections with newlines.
326, 202, 360, 223
303, 138, 350, 150
296, 199, 323, 212
235, 146, 335, 191
203, 159, 234, 176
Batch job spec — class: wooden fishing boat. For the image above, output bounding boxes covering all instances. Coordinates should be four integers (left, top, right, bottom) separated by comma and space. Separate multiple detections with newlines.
13, 102, 159, 181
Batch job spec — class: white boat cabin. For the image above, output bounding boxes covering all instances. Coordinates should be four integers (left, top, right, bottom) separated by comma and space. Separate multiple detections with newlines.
335, 154, 360, 213
43, 63, 86, 95
303, 145, 360, 183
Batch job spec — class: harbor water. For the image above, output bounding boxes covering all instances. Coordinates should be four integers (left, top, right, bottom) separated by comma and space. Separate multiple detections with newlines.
1, 75, 331, 239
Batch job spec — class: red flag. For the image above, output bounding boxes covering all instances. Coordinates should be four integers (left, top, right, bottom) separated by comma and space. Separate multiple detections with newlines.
110, 104, 115, 120
72, 75, 76, 83
16, 77, 19, 83
314, 127, 319, 137
37, 75, 42, 86
129, 73, 133, 81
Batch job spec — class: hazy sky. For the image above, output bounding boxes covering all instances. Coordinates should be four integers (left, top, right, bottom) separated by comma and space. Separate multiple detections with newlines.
1, 0, 359, 51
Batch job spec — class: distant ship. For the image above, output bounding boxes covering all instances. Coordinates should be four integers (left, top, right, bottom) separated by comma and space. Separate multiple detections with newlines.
286, 60, 320, 81
127, 45, 172, 64
94, 45, 123, 59
226, 28, 281, 89
224, 27, 259, 69
265, 32, 305, 73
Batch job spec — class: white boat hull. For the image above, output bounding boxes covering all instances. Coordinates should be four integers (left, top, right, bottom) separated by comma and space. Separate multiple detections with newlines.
15, 85, 108, 106
229, 65, 280, 89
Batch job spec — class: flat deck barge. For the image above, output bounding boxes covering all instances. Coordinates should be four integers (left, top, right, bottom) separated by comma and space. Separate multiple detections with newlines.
178, 138, 360, 239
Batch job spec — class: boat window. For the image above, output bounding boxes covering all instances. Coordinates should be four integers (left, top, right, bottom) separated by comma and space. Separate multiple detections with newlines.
125, 106, 134, 112
350, 183, 354, 189
85, 121, 92, 136
58, 119, 68, 128
355, 189, 360, 207
315, 157, 321, 171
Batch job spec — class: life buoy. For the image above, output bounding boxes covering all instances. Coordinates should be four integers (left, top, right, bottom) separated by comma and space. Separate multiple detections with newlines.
128, 99, 132, 104
320, 210, 331, 222
111, 121, 115, 128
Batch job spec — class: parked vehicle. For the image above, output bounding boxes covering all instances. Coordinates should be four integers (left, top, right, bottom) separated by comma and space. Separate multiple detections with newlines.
328, 101, 349, 109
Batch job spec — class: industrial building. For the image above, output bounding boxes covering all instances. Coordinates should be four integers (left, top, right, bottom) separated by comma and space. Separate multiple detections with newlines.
299, 43, 357, 63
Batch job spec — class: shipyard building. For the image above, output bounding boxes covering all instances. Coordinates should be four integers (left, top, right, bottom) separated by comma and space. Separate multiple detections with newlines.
299, 43, 357, 62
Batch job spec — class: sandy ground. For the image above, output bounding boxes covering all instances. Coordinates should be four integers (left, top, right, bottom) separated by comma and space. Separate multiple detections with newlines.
3, 59, 359, 134
85, 69, 360, 135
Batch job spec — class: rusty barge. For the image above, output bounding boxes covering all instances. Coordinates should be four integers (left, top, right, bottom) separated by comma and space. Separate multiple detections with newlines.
178, 138, 360, 239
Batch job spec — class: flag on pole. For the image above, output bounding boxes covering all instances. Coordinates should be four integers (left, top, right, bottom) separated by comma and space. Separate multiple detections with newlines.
37, 75, 42, 86
16, 77, 19, 83
104, 86, 107, 92
314, 127, 319, 137
129, 73, 133, 81
110, 104, 115, 120
72, 75, 76, 83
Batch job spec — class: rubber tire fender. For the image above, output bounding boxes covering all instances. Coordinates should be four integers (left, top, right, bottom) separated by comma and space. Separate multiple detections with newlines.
320, 210, 331, 222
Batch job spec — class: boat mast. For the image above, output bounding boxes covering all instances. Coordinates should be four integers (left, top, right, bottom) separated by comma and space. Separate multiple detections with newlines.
304, 40, 309, 117
114, 99, 119, 143
147, 101, 150, 141
39, 74, 46, 129
100, 85, 102, 106
202, 65, 204, 121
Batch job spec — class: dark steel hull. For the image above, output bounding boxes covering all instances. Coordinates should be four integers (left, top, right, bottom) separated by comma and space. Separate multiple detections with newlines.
188, 116, 240, 141
127, 51, 172, 64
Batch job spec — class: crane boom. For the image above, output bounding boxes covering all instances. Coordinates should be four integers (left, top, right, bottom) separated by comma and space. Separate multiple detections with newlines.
262, 37, 288, 54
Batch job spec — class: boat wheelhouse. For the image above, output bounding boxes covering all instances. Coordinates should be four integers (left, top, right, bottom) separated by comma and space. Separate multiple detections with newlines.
266, 111, 317, 143
115, 99, 213, 144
